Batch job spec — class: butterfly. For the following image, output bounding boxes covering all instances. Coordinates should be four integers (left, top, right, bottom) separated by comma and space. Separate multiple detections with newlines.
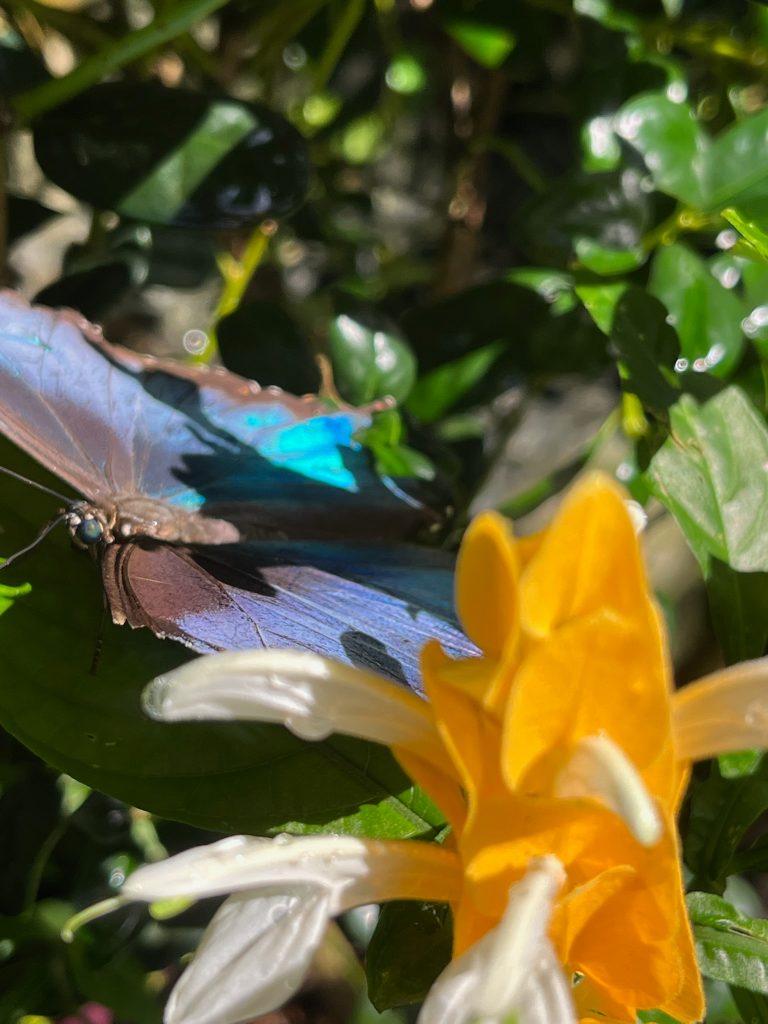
0, 291, 476, 691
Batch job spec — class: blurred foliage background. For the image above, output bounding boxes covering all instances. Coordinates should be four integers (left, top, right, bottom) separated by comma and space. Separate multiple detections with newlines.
5, 0, 768, 1021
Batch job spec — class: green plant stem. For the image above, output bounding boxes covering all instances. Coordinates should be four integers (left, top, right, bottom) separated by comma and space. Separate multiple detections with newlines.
312, 0, 366, 94
207, 225, 272, 360
12, 0, 233, 122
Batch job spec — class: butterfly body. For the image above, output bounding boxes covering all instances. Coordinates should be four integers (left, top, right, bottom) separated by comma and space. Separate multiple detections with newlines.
65, 494, 240, 547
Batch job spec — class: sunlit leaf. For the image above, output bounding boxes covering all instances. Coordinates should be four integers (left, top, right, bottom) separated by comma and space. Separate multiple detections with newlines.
648, 387, 768, 572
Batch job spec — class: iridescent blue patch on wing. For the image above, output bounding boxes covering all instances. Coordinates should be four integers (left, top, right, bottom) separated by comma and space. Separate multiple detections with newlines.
255, 415, 361, 491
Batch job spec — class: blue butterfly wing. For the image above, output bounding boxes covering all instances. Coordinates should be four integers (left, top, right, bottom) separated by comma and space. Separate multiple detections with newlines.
0, 291, 429, 538
105, 540, 477, 692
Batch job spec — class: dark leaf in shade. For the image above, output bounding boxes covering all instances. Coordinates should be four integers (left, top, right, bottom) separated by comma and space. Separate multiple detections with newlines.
33, 82, 311, 229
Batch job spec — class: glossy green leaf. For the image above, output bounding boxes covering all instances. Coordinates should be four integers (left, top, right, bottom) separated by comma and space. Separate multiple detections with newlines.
573, 236, 645, 275
34, 83, 310, 229
709, 108, 768, 213
648, 387, 768, 572
615, 92, 709, 208
329, 310, 417, 404
407, 342, 504, 423
689, 892, 768, 994
581, 115, 621, 172
0, 443, 441, 840
366, 901, 452, 1011
649, 243, 745, 377
609, 286, 679, 414
575, 280, 627, 334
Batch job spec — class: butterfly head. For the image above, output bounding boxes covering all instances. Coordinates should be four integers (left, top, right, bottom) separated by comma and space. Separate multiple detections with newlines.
64, 502, 111, 549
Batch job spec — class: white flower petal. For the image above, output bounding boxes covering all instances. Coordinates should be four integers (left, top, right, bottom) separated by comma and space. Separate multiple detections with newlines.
418, 856, 571, 1024
673, 656, 768, 761
144, 650, 449, 770
521, 944, 578, 1024
123, 834, 461, 914
165, 887, 330, 1024
554, 734, 662, 846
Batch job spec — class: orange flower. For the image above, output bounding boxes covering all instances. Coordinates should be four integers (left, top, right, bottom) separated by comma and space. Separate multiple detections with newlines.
91, 472, 768, 1024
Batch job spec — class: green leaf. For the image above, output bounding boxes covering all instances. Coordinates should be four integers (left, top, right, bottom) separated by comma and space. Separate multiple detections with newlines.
445, 20, 516, 68
0, 443, 442, 840
34, 82, 310, 228
407, 342, 504, 423
685, 761, 768, 893
573, 236, 645, 275
730, 986, 768, 1024
329, 310, 417, 405
609, 286, 679, 414
649, 243, 745, 378
615, 92, 709, 208
689, 892, 768, 995
648, 387, 768, 572
575, 280, 627, 334
705, 560, 768, 666
723, 208, 768, 264
366, 901, 452, 1011
524, 169, 650, 270
709, 108, 768, 213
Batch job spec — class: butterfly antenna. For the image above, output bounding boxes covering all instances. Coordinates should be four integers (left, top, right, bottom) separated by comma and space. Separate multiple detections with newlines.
0, 465, 72, 503
0, 512, 68, 571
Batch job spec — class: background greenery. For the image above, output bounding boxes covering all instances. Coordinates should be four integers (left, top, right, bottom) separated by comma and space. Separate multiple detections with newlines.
3, 0, 768, 1020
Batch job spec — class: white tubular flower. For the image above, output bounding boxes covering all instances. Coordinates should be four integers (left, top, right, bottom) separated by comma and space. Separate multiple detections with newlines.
418, 857, 575, 1024
554, 734, 662, 846
672, 656, 768, 761
120, 833, 462, 1024
144, 649, 453, 775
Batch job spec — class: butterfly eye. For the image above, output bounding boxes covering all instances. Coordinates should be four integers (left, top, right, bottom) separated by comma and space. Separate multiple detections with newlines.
75, 518, 103, 545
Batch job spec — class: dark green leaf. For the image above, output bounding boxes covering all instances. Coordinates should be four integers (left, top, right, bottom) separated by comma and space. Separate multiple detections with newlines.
329, 309, 417, 404
406, 342, 504, 423
648, 387, 768, 572
524, 169, 650, 270
685, 761, 768, 893
609, 286, 679, 413
0, 443, 441, 840
366, 900, 452, 1011
706, 560, 768, 666
649, 243, 745, 378
730, 986, 768, 1024
615, 92, 709, 208
689, 892, 768, 995
34, 82, 310, 229
217, 301, 320, 394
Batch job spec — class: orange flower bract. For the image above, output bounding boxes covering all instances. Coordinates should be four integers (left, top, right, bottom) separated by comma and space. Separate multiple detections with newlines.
398, 473, 704, 1023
